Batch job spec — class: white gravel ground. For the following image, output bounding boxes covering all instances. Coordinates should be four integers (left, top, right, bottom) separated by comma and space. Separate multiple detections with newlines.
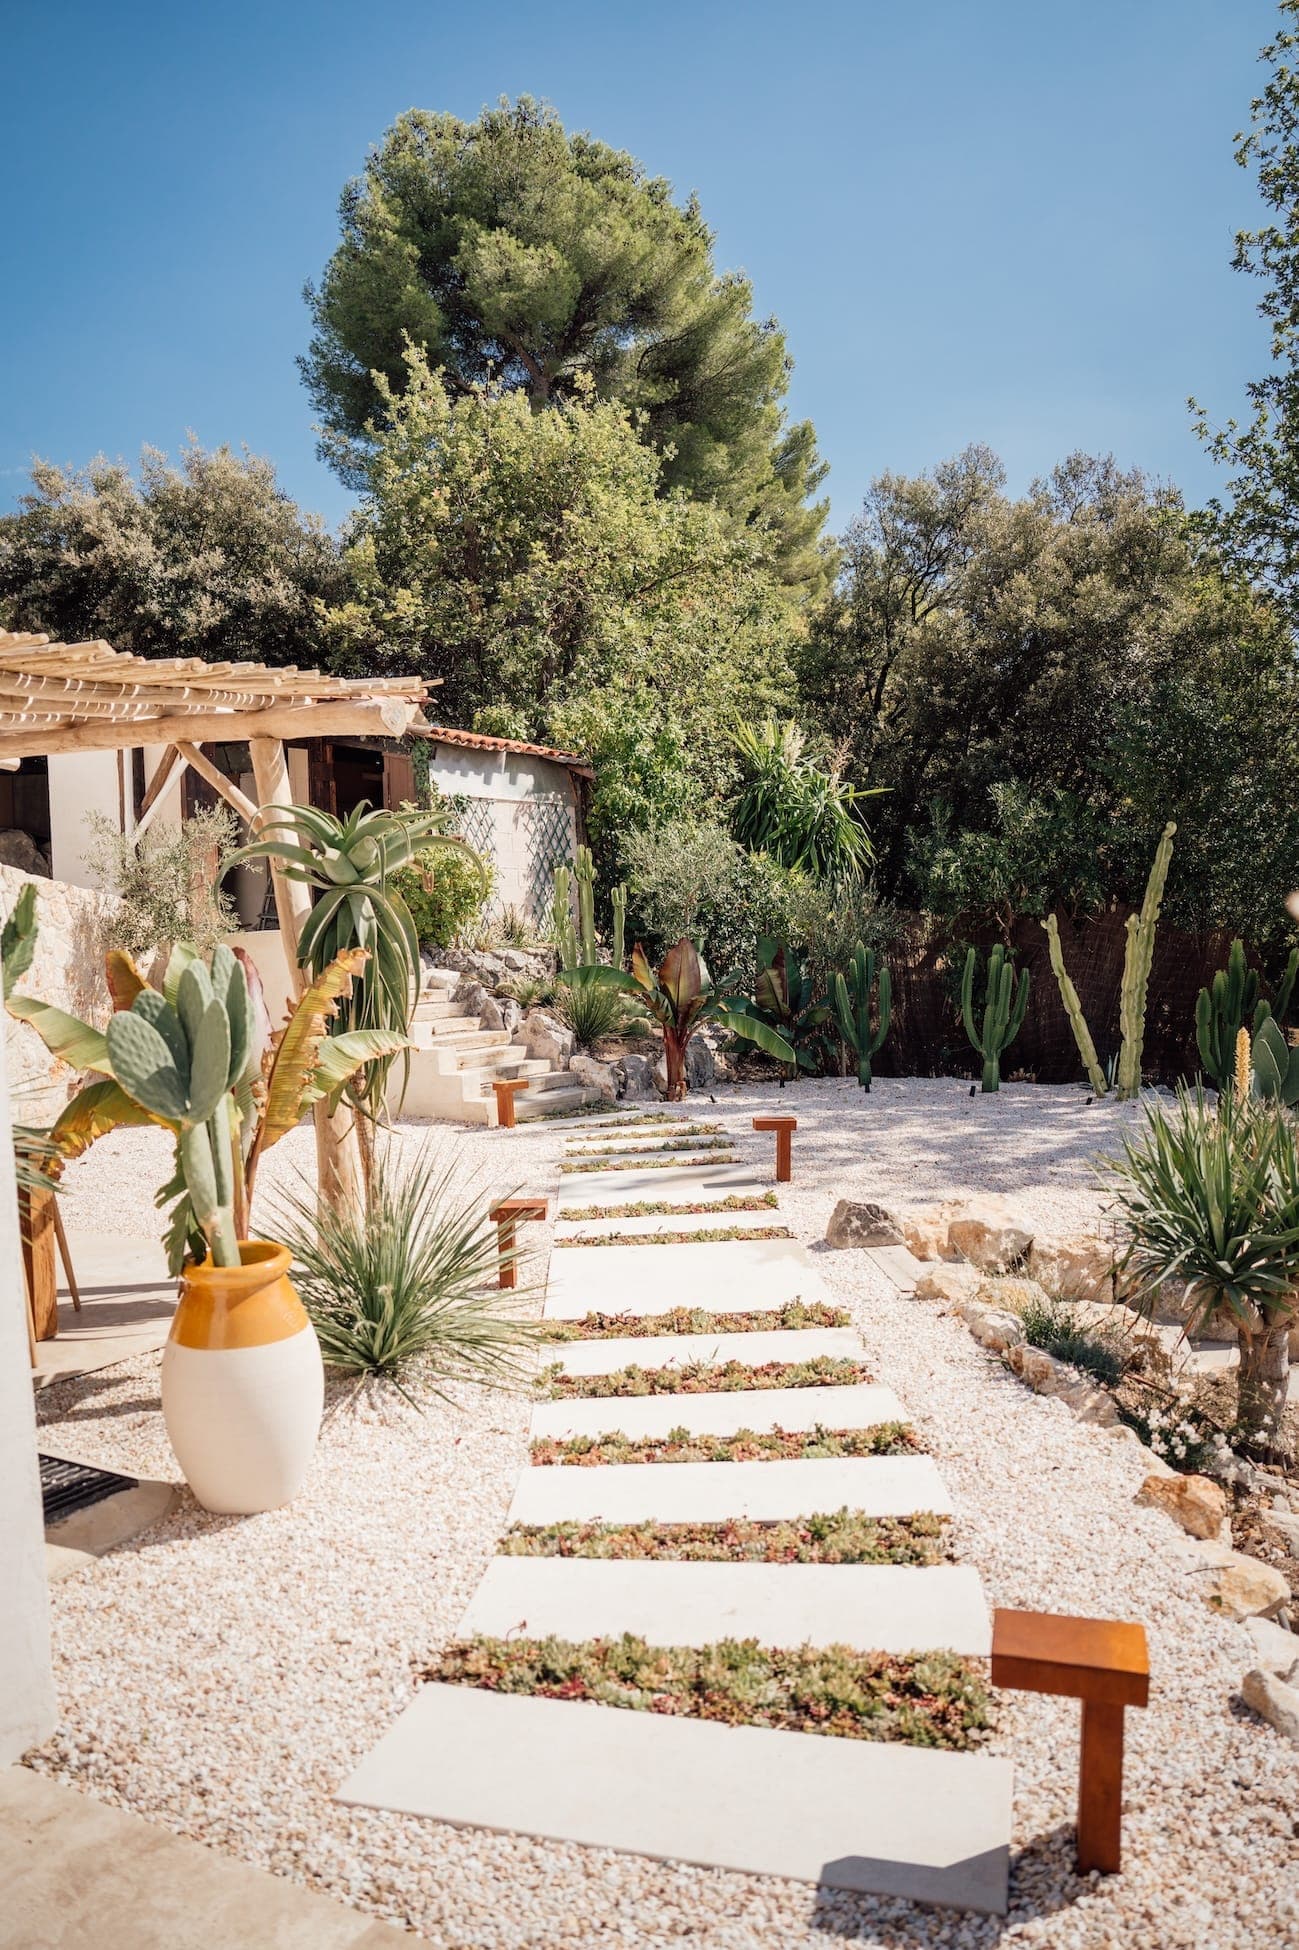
27, 1078, 1299, 1949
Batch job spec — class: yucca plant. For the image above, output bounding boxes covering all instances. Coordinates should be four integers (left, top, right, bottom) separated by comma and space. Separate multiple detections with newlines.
274, 1146, 538, 1403
1105, 1085, 1299, 1455
577, 939, 795, 1099
732, 719, 878, 878
553, 973, 624, 1049
227, 800, 481, 1121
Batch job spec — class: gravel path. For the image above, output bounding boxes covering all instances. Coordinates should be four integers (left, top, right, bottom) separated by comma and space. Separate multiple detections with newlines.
27, 1079, 1299, 1949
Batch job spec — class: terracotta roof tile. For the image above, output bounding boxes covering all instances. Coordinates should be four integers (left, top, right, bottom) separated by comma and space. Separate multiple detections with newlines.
415, 723, 593, 777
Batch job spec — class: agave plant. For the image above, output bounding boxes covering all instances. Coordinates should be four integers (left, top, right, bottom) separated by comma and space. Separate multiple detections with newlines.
577, 939, 795, 1099
739, 937, 833, 1077
226, 800, 482, 1119
1105, 1085, 1299, 1456
8, 942, 408, 1272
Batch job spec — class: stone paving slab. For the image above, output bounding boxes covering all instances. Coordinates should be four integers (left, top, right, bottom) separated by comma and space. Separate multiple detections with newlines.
508, 1455, 953, 1525
337, 1686, 1011, 1915
529, 1382, 906, 1443
556, 1162, 766, 1210
543, 1238, 833, 1319
866, 1244, 925, 1293
554, 1209, 787, 1239
459, 1557, 992, 1655
549, 1327, 865, 1374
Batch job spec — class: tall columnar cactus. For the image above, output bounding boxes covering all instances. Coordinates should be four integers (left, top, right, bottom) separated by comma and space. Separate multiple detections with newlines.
1251, 1014, 1299, 1106
832, 942, 891, 1091
1043, 914, 1108, 1095
1196, 938, 1299, 1088
961, 944, 1029, 1093
574, 845, 598, 963
610, 883, 627, 972
551, 864, 578, 971
106, 945, 253, 1267
1115, 821, 1175, 1101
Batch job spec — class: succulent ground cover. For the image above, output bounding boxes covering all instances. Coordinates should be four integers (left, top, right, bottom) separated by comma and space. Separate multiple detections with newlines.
497, 1509, 951, 1564
425, 1634, 992, 1749
541, 1300, 850, 1340
541, 1356, 871, 1398
564, 1135, 734, 1161
556, 1225, 791, 1247
529, 1422, 921, 1466
560, 1153, 741, 1174
563, 1193, 780, 1221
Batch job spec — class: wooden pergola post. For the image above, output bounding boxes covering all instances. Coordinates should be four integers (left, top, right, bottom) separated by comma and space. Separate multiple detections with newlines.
249, 736, 363, 1217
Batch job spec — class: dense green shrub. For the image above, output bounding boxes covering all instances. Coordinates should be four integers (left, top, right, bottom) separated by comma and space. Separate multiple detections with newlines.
391, 845, 492, 947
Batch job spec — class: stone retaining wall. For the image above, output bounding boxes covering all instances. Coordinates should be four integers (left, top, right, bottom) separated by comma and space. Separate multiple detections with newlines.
0, 865, 123, 1124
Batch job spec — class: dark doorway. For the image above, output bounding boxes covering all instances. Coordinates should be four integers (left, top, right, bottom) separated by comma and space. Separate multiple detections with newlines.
331, 745, 385, 818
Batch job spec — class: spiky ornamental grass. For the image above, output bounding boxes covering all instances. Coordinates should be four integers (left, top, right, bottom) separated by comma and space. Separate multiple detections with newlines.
425, 1634, 991, 1749
565, 1135, 734, 1160
498, 1509, 951, 1565
529, 1422, 920, 1466
540, 1356, 871, 1399
275, 1149, 539, 1404
556, 1225, 791, 1248
562, 1192, 780, 1221
560, 1152, 741, 1175
540, 1300, 850, 1340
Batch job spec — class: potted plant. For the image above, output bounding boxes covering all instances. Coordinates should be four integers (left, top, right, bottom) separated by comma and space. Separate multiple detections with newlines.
10, 941, 407, 1512
577, 939, 795, 1098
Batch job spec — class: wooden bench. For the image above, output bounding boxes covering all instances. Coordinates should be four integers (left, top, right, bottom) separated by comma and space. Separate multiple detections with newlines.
491, 1077, 533, 1129
752, 1113, 796, 1183
991, 1607, 1149, 1874
488, 1196, 548, 1290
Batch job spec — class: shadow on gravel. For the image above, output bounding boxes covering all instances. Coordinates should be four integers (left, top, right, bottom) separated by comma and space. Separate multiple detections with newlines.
807, 1821, 1084, 1944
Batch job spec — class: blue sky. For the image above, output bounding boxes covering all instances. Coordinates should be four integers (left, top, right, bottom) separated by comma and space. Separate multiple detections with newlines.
2, 0, 1281, 535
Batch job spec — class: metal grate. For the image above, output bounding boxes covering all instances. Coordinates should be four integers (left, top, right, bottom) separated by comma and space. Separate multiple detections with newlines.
39, 1453, 138, 1525
520, 795, 574, 922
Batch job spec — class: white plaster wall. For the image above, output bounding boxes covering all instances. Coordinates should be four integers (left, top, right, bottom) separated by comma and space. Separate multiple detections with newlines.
229, 929, 295, 1028
46, 750, 126, 888
425, 748, 579, 915
0, 1049, 57, 1762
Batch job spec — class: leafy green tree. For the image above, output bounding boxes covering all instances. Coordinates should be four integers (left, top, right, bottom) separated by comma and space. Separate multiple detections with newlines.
0, 443, 346, 664
302, 97, 830, 593
326, 348, 797, 870
1192, 1, 1299, 624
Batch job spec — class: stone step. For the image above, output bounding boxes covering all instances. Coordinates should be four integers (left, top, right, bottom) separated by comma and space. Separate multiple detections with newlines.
543, 1238, 833, 1320
554, 1208, 788, 1241
418, 1014, 489, 1037
548, 1327, 864, 1375
555, 1162, 766, 1211
337, 1686, 1011, 1915
508, 1455, 953, 1526
458, 1557, 991, 1656
459, 1050, 550, 1079
413, 996, 464, 1019
529, 1382, 906, 1444
419, 965, 460, 993
515, 1086, 593, 1121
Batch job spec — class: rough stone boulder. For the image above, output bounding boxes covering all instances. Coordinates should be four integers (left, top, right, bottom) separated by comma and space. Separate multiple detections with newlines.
513, 1009, 574, 1070
825, 1200, 906, 1249
453, 978, 490, 1015
1242, 1667, 1299, 1744
968, 1308, 1025, 1353
478, 996, 505, 1031
945, 1197, 1034, 1271
652, 1037, 715, 1096
1244, 1614, 1299, 1677
0, 829, 50, 877
975, 1274, 1049, 1315
901, 1213, 950, 1260
1134, 1472, 1228, 1541
1260, 1507, 1299, 1558
613, 1053, 656, 1100
1187, 1542, 1290, 1620
1004, 1339, 1119, 1425
1027, 1235, 1114, 1303
913, 1262, 980, 1306
569, 1053, 618, 1103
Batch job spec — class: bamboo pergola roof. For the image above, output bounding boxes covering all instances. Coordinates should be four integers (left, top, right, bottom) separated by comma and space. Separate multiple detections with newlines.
0, 631, 436, 762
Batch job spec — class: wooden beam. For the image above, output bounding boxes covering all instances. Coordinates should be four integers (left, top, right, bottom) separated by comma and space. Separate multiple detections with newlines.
137, 744, 182, 819
133, 752, 190, 840
174, 741, 260, 826
0, 698, 421, 762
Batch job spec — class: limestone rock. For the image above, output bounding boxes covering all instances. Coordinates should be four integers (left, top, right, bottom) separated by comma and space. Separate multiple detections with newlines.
1027, 1235, 1114, 1303
1259, 1508, 1299, 1558
1189, 1543, 1290, 1620
498, 998, 523, 1036
1244, 1614, 1299, 1677
0, 829, 50, 877
1134, 1472, 1229, 1541
514, 1010, 574, 1070
1003, 1340, 1119, 1425
825, 1200, 906, 1250
569, 1053, 618, 1103
975, 1275, 1049, 1315
499, 948, 529, 971
914, 1262, 980, 1306
453, 978, 490, 1015
614, 1053, 656, 1100
1242, 1667, 1299, 1743
945, 1197, 1033, 1271
651, 1037, 716, 1097
969, 1308, 1025, 1353
478, 996, 505, 1031
902, 1214, 949, 1260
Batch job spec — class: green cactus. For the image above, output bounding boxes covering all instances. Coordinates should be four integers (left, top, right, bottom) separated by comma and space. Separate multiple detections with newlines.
107, 944, 253, 1268
551, 864, 578, 970
611, 884, 627, 972
1115, 821, 1175, 1101
1043, 914, 1108, 1095
574, 845, 597, 963
1251, 1013, 1299, 1106
1196, 938, 1299, 1088
961, 944, 1029, 1093
832, 942, 891, 1091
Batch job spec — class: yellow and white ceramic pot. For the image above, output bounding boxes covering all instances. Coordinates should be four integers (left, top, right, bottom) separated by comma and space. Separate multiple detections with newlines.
161, 1241, 324, 1515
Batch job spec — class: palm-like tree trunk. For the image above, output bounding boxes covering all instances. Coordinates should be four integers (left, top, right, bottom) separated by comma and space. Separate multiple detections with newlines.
663, 1029, 688, 1100
1236, 1313, 1294, 1456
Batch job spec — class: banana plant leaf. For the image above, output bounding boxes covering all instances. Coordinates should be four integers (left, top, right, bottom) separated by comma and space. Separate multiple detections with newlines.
6, 994, 113, 1075
303, 1029, 413, 1107
256, 947, 369, 1154
49, 1076, 170, 1163
105, 950, 150, 1012
709, 1007, 796, 1066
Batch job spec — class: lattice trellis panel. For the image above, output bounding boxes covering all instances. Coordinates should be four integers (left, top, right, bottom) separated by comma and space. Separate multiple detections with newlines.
521, 794, 574, 922
453, 796, 501, 915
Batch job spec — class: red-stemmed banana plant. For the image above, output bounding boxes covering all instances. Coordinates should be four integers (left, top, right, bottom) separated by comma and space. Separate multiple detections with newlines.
577, 938, 795, 1099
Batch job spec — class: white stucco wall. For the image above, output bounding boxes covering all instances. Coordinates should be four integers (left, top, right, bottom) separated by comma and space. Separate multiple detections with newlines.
425, 745, 579, 918
46, 750, 125, 888
0, 1050, 56, 1762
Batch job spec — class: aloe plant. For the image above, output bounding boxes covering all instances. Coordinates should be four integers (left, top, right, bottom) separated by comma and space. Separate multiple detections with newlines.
576, 939, 794, 1099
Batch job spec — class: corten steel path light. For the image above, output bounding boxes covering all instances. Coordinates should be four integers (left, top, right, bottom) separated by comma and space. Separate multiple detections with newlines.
492, 1077, 533, 1129
752, 1113, 796, 1182
488, 1196, 548, 1290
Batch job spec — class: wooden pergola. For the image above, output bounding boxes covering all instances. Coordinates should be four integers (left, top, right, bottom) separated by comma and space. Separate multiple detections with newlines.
0, 629, 439, 1209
